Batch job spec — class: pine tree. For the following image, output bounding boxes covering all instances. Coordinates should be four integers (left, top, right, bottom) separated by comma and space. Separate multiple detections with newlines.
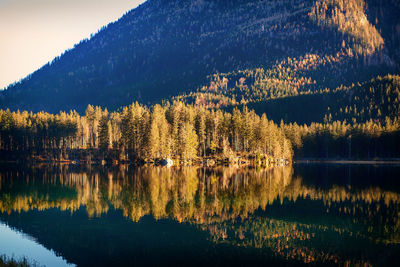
98, 110, 110, 151
148, 106, 162, 159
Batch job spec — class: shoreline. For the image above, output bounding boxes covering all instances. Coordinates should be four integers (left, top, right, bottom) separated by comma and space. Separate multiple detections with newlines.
2, 158, 400, 166
0, 156, 288, 168
294, 159, 400, 165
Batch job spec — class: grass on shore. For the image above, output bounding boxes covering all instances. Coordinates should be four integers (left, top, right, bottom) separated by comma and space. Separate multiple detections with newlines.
0, 255, 40, 267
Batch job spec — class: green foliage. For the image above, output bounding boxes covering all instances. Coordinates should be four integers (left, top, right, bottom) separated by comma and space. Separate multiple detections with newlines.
283, 117, 400, 159
0, 0, 396, 113
0, 102, 292, 162
244, 74, 400, 124
173, 57, 393, 112
98, 109, 110, 151
328, 74, 400, 122
2, 80, 400, 161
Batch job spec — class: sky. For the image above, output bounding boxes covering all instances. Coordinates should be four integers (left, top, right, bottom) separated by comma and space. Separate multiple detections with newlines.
0, 0, 145, 89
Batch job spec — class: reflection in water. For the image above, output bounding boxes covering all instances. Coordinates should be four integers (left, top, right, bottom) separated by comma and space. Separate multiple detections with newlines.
0, 164, 399, 265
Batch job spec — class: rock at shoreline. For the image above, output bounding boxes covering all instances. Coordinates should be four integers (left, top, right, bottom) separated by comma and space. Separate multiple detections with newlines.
160, 158, 174, 167
204, 159, 215, 167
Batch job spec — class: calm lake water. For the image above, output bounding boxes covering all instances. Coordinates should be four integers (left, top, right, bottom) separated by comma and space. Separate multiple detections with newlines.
0, 163, 399, 266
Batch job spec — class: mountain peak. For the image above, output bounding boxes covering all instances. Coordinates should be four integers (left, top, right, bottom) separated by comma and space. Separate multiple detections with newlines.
0, 0, 397, 113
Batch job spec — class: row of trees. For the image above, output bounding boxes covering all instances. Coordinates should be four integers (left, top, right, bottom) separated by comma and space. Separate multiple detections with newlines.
283, 117, 400, 159
0, 102, 293, 162
1, 100, 399, 162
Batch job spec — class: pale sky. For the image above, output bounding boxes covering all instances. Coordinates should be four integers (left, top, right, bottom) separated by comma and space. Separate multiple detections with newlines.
0, 0, 145, 89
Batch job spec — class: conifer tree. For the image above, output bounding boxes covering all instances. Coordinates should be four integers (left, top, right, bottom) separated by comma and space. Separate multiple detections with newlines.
98, 110, 110, 151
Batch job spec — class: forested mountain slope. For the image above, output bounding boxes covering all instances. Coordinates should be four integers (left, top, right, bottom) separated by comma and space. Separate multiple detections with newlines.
0, 0, 398, 114
235, 74, 400, 124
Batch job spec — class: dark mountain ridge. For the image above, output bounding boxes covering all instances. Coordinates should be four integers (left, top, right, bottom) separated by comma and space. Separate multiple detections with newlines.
0, 0, 398, 115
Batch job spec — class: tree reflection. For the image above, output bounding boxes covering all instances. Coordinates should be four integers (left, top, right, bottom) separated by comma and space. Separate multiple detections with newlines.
0, 164, 399, 265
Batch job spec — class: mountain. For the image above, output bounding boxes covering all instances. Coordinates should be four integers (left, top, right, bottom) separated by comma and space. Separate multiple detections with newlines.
245, 74, 400, 124
0, 0, 399, 115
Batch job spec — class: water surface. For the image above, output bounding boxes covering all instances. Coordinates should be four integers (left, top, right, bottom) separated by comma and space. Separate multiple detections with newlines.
0, 164, 399, 266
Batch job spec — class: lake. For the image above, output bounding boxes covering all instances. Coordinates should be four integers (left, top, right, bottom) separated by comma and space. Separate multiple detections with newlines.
0, 163, 399, 266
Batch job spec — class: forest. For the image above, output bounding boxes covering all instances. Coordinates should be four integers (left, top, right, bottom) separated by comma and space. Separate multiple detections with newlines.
0, 0, 399, 163
1, 0, 398, 113
1, 99, 399, 164
174, 71, 399, 124
0, 102, 292, 164
282, 117, 400, 159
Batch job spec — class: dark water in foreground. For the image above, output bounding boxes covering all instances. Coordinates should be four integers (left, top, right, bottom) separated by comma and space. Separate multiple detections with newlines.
0, 164, 399, 266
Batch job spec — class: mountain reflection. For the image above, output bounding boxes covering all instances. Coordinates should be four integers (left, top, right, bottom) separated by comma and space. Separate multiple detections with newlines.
0, 164, 399, 265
